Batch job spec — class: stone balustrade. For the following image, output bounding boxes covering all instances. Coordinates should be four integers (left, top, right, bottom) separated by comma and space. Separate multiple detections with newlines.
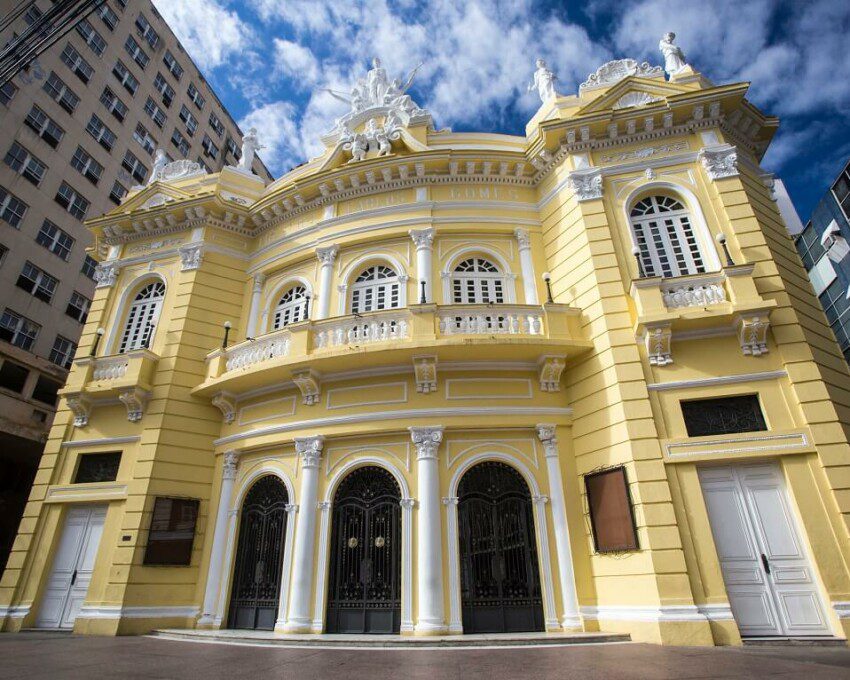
225, 331, 290, 371
437, 306, 544, 335
661, 275, 727, 309
92, 356, 130, 381
313, 309, 410, 349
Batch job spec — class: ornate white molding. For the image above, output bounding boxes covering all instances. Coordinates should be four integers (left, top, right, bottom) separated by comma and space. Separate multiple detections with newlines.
514, 227, 531, 250
252, 273, 265, 293
294, 435, 325, 467
613, 91, 662, 109
222, 450, 240, 480
538, 356, 565, 392
661, 278, 727, 309
579, 59, 664, 92
316, 245, 339, 266
567, 168, 603, 201
737, 314, 770, 356
645, 324, 673, 366
212, 392, 236, 423
292, 368, 321, 405
94, 262, 119, 289
535, 424, 558, 458
66, 394, 91, 428
409, 227, 435, 250
118, 387, 149, 422
698, 144, 739, 180
178, 242, 204, 271
413, 355, 437, 393
409, 426, 444, 460
149, 152, 207, 185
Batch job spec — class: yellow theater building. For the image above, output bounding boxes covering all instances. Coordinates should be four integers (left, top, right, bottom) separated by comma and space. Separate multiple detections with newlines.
2, 37, 850, 647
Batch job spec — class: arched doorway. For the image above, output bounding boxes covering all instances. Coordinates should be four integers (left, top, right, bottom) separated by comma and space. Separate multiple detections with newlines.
326, 466, 401, 633
458, 461, 544, 633
227, 475, 289, 630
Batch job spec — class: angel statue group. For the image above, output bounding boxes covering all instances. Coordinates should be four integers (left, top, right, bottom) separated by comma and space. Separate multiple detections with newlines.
324, 57, 424, 118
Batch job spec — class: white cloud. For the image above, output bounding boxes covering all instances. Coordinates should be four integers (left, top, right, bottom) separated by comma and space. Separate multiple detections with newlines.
239, 102, 301, 171
274, 39, 320, 87
152, 0, 254, 71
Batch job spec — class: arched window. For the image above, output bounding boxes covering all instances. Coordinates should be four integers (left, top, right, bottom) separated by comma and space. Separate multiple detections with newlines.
452, 257, 505, 303
350, 265, 400, 313
118, 281, 164, 353
630, 195, 706, 278
272, 285, 307, 329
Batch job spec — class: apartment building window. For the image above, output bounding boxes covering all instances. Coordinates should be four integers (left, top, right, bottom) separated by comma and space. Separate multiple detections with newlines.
17, 262, 58, 304
196, 156, 211, 173
109, 180, 128, 205
832, 162, 850, 223
170, 129, 189, 157
122, 150, 148, 183
0, 187, 28, 228
163, 50, 183, 80
179, 105, 198, 136
4, 142, 47, 186
85, 114, 116, 152
100, 87, 128, 122
66, 291, 92, 323
36, 220, 74, 261
144, 97, 166, 128
187, 82, 205, 110
153, 73, 175, 107
97, 4, 119, 30
1, 81, 17, 106
133, 123, 156, 155
0, 243, 7, 266
201, 134, 218, 160
135, 13, 160, 49
43, 72, 79, 114
55, 182, 90, 220
59, 44, 93, 84
68, 146, 103, 186
124, 36, 149, 70
208, 111, 224, 137
50, 336, 77, 369
24, 106, 64, 148
819, 277, 850, 362
24, 5, 42, 24
0, 359, 28, 393
115, 0, 128, 9
75, 19, 106, 56
225, 136, 239, 160
82, 255, 98, 280
0, 309, 40, 350
112, 60, 139, 96
31, 375, 60, 405
75, 452, 121, 483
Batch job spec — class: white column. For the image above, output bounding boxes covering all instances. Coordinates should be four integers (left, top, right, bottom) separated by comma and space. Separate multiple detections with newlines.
246, 274, 265, 337
198, 451, 239, 626
283, 435, 324, 633
315, 245, 338, 320
409, 228, 435, 304
409, 426, 446, 634
536, 424, 581, 629
515, 228, 538, 305
273, 503, 299, 631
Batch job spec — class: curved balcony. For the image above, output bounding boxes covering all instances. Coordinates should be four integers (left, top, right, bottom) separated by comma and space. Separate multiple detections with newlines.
194, 303, 589, 398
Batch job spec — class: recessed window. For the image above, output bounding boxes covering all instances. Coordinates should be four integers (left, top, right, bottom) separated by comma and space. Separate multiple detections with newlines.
70, 146, 103, 185
0, 186, 28, 228
85, 114, 116, 151
187, 82, 205, 109
66, 291, 92, 323
75, 19, 106, 56
170, 128, 189, 157
100, 87, 128, 122
631, 195, 706, 278
273, 286, 308, 329
680, 395, 767, 437
4, 142, 46, 186
144, 97, 166, 128
135, 13, 160, 49
153, 73, 175, 107
122, 150, 148, 183
1, 81, 17, 106
60, 43, 93, 83
351, 265, 400, 313
50, 335, 77, 369
55, 182, 90, 220
31, 375, 61, 406
43, 72, 79, 113
0, 360, 28, 393
585, 467, 639, 553
133, 122, 156, 155
208, 111, 224, 137
82, 255, 98, 280
24, 105, 64, 147
74, 452, 121, 483
17, 261, 58, 303
0, 309, 40, 350
163, 50, 183, 79
119, 281, 164, 352
144, 497, 199, 566
201, 134, 218, 160
109, 180, 128, 205
112, 60, 139, 96
179, 105, 197, 136
97, 4, 119, 30
225, 136, 239, 160
124, 35, 149, 70
36, 220, 74, 261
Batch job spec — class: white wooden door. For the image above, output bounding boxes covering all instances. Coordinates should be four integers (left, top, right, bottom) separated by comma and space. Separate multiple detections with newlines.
36, 505, 107, 629
699, 464, 831, 637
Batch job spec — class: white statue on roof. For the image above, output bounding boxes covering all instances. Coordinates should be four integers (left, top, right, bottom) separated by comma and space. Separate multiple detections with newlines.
659, 32, 689, 77
528, 58, 557, 102
238, 127, 264, 173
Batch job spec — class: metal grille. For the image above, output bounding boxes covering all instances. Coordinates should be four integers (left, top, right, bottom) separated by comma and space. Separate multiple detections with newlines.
458, 461, 544, 633
227, 476, 289, 630
681, 394, 767, 437
326, 466, 401, 634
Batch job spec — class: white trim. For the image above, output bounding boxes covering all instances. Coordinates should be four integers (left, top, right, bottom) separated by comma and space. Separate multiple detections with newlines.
666, 432, 810, 459
444, 378, 533, 400
263, 276, 314, 335
238, 396, 298, 426
104, 272, 167, 355
0, 604, 31, 618
580, 604, 709, 622
76, 605, 199, 619
60, 435, 140, 448
697, 603, 735, 621
647, 370, 788, 391
441, 246, 516, 305
832, 601, 850, 619
326, 381, 408, 410
214, 407, 573, 447
44, 484, 128, 503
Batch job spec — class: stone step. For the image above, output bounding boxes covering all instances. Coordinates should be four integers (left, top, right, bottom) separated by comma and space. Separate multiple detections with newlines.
149, 628, 631, 649
742, 637, 848, 647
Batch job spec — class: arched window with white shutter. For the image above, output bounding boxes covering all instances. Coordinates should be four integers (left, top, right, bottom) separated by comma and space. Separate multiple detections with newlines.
272, 285, 308, 329
451, 257, 505, 303
350, 265, 401, 313
630, 195, 707, 278
118, 281, 165, 353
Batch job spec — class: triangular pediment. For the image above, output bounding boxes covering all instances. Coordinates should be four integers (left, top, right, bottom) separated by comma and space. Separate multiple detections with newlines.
577, 77, 690, 115
117, 183, 196, 214
318, 127, 430, 173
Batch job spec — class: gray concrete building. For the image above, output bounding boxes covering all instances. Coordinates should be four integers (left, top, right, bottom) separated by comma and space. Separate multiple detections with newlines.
0, 0, 273, 572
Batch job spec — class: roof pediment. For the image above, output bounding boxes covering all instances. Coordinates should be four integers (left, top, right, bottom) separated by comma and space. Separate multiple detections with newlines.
115, 182, 198, 215
576, 77, 692, 115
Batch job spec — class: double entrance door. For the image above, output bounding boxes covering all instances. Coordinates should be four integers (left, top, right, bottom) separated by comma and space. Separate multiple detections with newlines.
699, 464, 831, 637
37, 505, 107, 629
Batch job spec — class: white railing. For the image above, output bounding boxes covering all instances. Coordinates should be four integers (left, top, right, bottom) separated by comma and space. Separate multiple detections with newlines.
225, 331, 290, 371
438, 305, 544, 336
313, 310, 410, 349
92, 356, 129, 381
661, 277, 727, 309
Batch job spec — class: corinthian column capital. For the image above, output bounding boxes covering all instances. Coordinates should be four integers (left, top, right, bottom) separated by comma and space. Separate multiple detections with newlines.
409, 228, 435, 250
409, 426, 444, 460
316, 245, 339, 266
294, 435, 325, 467
535, 423, 559, 458
222, 450, 240, 480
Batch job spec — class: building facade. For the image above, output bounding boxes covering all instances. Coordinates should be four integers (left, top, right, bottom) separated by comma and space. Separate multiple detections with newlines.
2, 43, 850, 646
0, 0, 272, 573
794, 159, 850, 364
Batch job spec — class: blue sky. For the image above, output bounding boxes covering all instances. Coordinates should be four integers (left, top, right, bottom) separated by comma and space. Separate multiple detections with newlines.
153, 0, 850, 219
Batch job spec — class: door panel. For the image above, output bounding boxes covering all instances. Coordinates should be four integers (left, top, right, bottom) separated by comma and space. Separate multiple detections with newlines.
700, 464, 831, 638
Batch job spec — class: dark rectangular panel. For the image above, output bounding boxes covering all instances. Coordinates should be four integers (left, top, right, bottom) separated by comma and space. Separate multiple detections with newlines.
585, 467, 639, 553
143, 497, 199, 566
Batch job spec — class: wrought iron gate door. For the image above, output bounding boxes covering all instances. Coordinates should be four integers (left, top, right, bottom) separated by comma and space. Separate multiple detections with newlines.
326, 466, 401, 633
227, 476, 288, 630
458, 461, 544, 633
